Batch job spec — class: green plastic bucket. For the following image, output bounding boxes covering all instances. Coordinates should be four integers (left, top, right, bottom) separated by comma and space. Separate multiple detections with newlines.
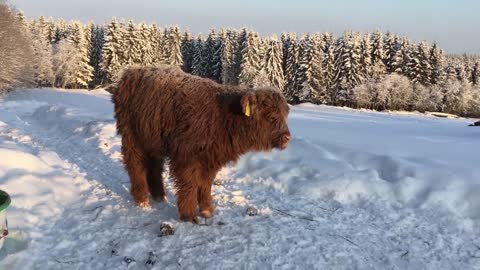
0, 190, 11, 249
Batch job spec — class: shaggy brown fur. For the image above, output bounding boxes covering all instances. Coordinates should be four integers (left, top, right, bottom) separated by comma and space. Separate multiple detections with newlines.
110, 65, 291, 223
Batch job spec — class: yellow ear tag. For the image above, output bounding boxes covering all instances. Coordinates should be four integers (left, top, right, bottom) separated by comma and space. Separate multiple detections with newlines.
245, 101, 251, 117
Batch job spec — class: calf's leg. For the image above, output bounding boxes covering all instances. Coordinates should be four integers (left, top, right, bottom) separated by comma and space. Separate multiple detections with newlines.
146, 155, 167, 202
121, 133, 149, 207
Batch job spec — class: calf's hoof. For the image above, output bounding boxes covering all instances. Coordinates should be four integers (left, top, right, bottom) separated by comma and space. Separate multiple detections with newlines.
138, 200, 150, 208
180, 215, 198, 224
200, 209, 213, 218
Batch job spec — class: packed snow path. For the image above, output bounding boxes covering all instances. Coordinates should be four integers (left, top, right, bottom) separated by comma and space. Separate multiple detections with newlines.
0, 88, 479, 269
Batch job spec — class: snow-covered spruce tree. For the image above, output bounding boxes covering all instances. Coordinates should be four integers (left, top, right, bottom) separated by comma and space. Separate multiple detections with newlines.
138, 23, 155, 66
392, 37, 411, 76
358, 33, 372, 82
203, 29, 223, 82
52, 18, 68, 44
455, 63, 468, 83
296, 34, 325, 103
295, 35, 313, 102
429, 42, 445, 85
220, 29, 237, 85
321, 32, 337, 105
191, 35, 206, 77
101, 17, 124, 82
444, 62, 457, 82
407, 41, 431, 85
180, 31, 195, 73
164, 26, 183, 66
229, 28, 248, 85
237, 29, 263, 87
149, 24, 162, 64
470, 62, 479, 86
262, 35, 285, 90
283, 34, 301, 103
124, 20, 141, 65
280, 32, 293, 97
65, 21, 93, 88
333, 32, 363, 106
280, 32, 290, 76
370, 30, 386, 76
89, 25, 105, 87
45, 17, 56, 44
383, 31, 399, 73
85, 22, 94, 57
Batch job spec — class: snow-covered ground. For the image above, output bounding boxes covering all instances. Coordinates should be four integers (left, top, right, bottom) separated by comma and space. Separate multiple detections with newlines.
0, 88, 479, 269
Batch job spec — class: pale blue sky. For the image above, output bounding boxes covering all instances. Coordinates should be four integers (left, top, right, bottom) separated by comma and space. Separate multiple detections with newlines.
9, 0, 479, 54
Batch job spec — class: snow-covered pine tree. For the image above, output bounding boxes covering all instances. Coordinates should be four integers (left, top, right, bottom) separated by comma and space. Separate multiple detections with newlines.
149, 24, 162, 64
89, 25, 105, 87
220, 29, 237, 84
229, 28, 248, 85
181, 31, 195, 73
358, 33, 372, 82
238, 29, 263, 87
445, 65, 457, 82
164, 26, 183, 66
85, 22, 94, 61
296, 34, 324, 103
281, 32, 290, 79
101, 17, 124, 81
383, 31, 399, 73
262, 35, 285, 90
191, 35, 206, 77
455, 64, 467, 83
124, 20, 142, 65
116, 19, 128, 67
370, 30, 386, 76
392, 37, 411, 76
408, 41, 431, 85
45, 17, 56, 44
52, 18, 68, 44
138, 23, 155, 66
283, 34, 301, 103
35, 16, 49, 42
203, 29, 222, 82
429, 42, 445, 85
296, 35, 313, 102
309, 33, 327, 104
321, 32, 337, 105
470, 62, 479, 86
66, 21, 94, 88
333, 32, 363, 106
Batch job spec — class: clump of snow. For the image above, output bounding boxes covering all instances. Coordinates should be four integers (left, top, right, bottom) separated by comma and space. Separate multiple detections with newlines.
159, 222, 175, 237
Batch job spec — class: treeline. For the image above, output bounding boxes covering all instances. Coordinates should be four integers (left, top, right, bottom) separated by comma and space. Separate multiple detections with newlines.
1, 5, 479, 116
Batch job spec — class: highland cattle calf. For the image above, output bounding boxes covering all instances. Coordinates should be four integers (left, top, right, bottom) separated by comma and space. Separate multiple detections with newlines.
110, 65, 291, 223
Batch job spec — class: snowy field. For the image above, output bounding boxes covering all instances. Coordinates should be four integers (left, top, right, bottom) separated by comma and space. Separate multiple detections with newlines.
0, 88, 479, 269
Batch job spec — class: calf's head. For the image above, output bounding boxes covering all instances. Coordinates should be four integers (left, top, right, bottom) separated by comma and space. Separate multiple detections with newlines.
238, 88, 291, 151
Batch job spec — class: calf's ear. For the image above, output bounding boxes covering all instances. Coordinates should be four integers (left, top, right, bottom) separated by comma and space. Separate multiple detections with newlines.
241, 93, 257, 117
